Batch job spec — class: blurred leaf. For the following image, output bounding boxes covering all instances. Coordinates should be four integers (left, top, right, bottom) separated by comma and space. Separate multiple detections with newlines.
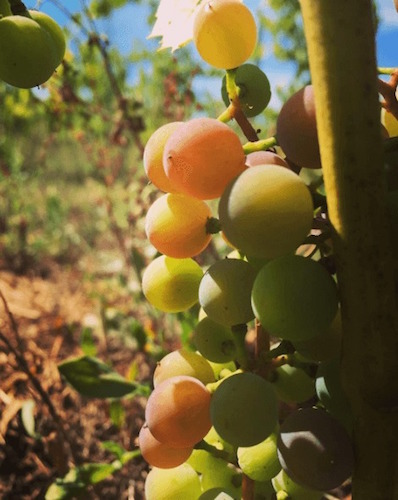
101, 440, 127, 460
80, 327, 97, 357
90, 0, 129, 17
20, 399, 40, 439
109, 399, 125, 428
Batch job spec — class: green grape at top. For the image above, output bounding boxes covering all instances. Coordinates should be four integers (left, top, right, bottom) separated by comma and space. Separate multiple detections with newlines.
221, 64, 271, 117
218, 165, 314, 259
0, 10, 65, 88
237, 431, 281, 482
145, 463, 202, 500
251, 255, 339, 342
193, 0, 257, 70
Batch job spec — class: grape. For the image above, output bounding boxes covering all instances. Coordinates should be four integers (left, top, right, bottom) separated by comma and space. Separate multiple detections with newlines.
277, 407, 354, 491
145, 193, 212, 258
218, 165, 314, 259
145, 375, 212, 448
221, 64, 271, 117
163, 117, 246, 200
153, 348, 216, 387
143, 121, 183, 192
254, 480, 275, 500
142, 255, 202, 313
276, 85, 321, 169
192, 316, 238, 363
193, 0, 257, 70
198, 258, 257, 327
204, 426, 237, 459
251, 255, 339, 342
138, 424, 192, 469
271, 364, 316, 404
237, 431, 281, 482
207, 359, 237, 380
245, 151, 289, 169
210, 372, 278, 447
0, 0, 12, 16
144, 463, 202, 500
272, 470, 323, 500
383, 109, 398, 137
199, 488, 236, 500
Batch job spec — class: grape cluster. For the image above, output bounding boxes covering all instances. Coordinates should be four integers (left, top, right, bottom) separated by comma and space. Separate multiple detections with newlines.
139, 1, 357, 498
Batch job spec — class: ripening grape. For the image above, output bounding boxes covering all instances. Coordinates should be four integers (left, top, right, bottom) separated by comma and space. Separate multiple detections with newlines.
163, 117, 246, 200
138, 424, 192, 469
271, 364, 316, 404
144, 463, 202, 500
276, 85, 322, 169
237, 431, 281, 482
199, 454, 242, 498
251, 255, 339, 341
145, 375, 212, 448
142, 255, 202, 313
277, 407, 354, 491
145, 193, 212, 258
219, 165, 313, 259
192, 316, 237, 363
210, 372, 278, 447
245, 150, 289, 169
272, 470, 324, 500
193, 0, 257, 70
199, 258, 257, 326
153, 348, 216, 387
221, 64, 271, 117
143, 121, 183, 192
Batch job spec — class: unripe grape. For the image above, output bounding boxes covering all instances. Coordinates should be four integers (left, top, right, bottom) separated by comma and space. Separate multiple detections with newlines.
218, 165, 314, 259
237, 432, 281, 482
251, 255, 339, 342
272, 470, 324, 500
245, 151, 289, 169
192, 316, 237, 363
199, 258, 257, 327
145, 463, 202, 500
221, 64, 271, 117
199, 488, 236, 500
271, 364, 316, 404
164, 117, 246, 200
143, 121, 183, 192
153, 348, 215, 387
145, 375, 212, 448
193, 0, 257, 70
138, 424, 192, 469
142, 255, 202, 313
276, 85, 321, 169
145, 193, 212, 258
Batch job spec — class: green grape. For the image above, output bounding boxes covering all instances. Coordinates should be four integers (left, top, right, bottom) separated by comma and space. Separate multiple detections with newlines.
153, 348, 215, 387
0, 0, 12, 16
251, 255, 339, 342
315, 358, 354, 432
199, 488, 237, 500
272, 470, 324, 500
237, 431, 281, 482
29, 11, 65, 66
199, 258, 257, 327
210, 372, 278, 447
145, 192, 212, 258
145, 375, 212, 448
221, 64, 271, 117
204, 426, 237, 460
207, 359, 237, 380
200, 455, 242, 498
271, 364, 316, 404
218, 165, 314, 259
142, 255, 202, 313
192, 316, 237, 363
193, 0, 257, 70
276, 85, 321, 169
253, 480, 275, 500
245, 151, 289, 169
163, 117, 246, 200
277, 407, 354, 491
145, 463, 202, 500
138, 424, 192, 469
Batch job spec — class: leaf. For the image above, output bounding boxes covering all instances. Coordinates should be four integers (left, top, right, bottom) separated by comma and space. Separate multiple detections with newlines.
109, 399, 125, 428
101, 440, 127, 460
21, 399, 40, 439
80, 327, 97, 357
148, 0, 203, 51
58, 356, 139, 398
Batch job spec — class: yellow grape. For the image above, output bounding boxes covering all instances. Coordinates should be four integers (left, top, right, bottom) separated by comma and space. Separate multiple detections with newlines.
383, 108, 398, 137
193, 0, 257, 69
145, 375, 212, 448
143, 121, 183, 192
163, 117, 246, 200
142, 255, 202, 313
145, 464, 202, 500
145, 193, 212, 258
138, 424, 193, 469
218, 165, 314, 259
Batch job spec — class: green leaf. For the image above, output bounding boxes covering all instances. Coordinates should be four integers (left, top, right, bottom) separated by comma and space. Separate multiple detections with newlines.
80, 327, 97, 357
58, 356, 140, 398
101, 440, 126, 460
109, 399, 125, 428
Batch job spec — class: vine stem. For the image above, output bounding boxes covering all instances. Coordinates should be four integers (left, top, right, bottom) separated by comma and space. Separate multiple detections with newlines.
300, 0, 398, 497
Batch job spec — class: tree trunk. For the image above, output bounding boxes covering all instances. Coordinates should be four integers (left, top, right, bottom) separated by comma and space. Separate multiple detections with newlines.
299, 1, 398, 498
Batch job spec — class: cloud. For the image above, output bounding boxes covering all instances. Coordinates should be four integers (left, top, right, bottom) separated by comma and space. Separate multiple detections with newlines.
377, 0, 398, 30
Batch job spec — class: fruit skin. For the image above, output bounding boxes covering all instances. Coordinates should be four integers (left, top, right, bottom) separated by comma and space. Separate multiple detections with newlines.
276, 85, 321, 169
193, 0, 257, 70
0, 11, 65, 88
271, 364, 316, 404
0, 0, 12, 16
144, 463, 202, 500
272, 470, 323, 500
245, 150, 289, 169
237, 431, 281, 482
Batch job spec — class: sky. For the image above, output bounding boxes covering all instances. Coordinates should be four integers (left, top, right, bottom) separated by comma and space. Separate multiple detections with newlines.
24, 0, 398, 109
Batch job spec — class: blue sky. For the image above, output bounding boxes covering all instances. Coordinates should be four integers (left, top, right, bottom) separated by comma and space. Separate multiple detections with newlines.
25, 0, 397, 108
